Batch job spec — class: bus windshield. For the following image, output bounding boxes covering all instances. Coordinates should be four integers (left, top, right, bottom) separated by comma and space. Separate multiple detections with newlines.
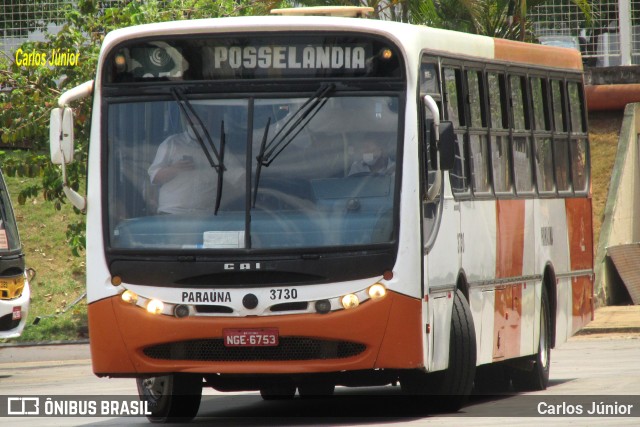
107, 93, 400, 251
0, 176, 21, 254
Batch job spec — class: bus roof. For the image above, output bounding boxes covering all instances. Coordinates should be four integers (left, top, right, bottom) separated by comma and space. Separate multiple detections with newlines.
99, 15, 583, 73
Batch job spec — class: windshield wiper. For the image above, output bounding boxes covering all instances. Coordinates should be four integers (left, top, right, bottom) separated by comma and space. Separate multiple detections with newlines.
252, 83, 334, 207
252, 117, 270, 207
171, 88, 224, 173
215, 120, 226, 215
171, 88, 226, 215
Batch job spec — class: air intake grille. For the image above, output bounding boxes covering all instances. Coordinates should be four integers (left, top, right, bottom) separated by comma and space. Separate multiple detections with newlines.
143, 337, 366, 362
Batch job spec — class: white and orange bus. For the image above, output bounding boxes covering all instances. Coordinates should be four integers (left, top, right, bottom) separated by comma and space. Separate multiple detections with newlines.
49, 6, 593, 422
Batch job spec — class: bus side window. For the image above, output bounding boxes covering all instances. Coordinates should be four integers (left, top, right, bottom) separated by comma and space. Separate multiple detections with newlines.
467, 69, 491, 195
551, 79, 571, 193
531, 76, 555, 194
488, 72, 512, 195
510, 74, 534, 195
420, 62, 439, 95
568, 81, 589, 193
443, 66, 468, 195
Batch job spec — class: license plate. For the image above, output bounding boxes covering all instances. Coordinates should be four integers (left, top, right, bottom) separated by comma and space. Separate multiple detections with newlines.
12, 306, 21, 320
223, 328, 279, 347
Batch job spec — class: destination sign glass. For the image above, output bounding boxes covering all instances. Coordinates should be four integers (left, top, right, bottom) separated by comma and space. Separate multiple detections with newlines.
104, 34, 403, 82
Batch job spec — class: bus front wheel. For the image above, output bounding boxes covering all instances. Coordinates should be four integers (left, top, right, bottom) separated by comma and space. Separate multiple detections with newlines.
400, 289, 476, 412
136, 374, 202, 423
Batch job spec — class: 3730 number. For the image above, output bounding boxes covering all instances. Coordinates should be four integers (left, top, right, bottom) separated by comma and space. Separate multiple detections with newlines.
269, 288, 298, 300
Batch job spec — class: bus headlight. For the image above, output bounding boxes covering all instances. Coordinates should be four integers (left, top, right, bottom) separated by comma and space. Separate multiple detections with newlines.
121, 290, 138, 304
368, 283, 387, 300
341, 294, 360, 309
146, 299, 164, 315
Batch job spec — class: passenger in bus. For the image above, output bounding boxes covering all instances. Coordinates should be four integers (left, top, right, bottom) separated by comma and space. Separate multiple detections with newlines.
348, 139, 395, 176
148, 123, 243, 214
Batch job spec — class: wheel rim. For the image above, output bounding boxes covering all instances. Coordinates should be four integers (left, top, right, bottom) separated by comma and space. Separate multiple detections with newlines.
141, 376, 170, 401
539, 303, 549, 368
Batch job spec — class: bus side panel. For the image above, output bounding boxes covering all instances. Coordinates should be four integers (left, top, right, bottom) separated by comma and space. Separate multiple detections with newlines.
427, 292, 453, 372
460, 200, 495, 366
565, 197, 594, 333
88, 298, 137, 374
472, 288, 495, 365
493, 200, 524, 361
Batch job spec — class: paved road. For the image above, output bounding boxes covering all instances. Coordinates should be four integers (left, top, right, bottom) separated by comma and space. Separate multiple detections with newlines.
1, 334, 640, 425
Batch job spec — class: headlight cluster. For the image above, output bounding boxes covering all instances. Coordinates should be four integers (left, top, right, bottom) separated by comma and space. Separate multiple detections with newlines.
339, 282, 387, 311
119, 281, 388, 317
120, 290, 172, 316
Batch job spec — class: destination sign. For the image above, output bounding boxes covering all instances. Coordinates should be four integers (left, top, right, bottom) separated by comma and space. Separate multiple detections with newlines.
105, 34, 402, 82
208, 45, 367, 70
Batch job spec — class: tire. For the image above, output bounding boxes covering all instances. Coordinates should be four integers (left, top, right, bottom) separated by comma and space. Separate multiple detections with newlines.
401, 289, 476, 412
260, 382, 296, 400
511, 286, 551, 391
438, 289, 477, 410
136, 374, 202, 423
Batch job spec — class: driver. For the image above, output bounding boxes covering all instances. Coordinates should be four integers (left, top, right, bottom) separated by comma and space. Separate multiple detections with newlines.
348, 139, 394, 176
148, 117, 243, 215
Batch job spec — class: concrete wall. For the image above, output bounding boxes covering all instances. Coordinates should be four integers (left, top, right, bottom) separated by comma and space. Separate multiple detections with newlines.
595, 103, 640, 305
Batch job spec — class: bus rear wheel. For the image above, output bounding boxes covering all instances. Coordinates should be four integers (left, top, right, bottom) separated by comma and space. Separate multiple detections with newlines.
510, 287, 551, 391
136, 374, 202, 423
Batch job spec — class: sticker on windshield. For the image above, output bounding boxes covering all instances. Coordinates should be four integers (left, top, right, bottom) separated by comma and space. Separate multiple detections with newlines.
203, 231, 245, 248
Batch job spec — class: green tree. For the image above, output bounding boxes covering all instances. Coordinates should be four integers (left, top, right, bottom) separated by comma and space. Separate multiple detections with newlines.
0, 0, 277, 256
408, 0, 593, 41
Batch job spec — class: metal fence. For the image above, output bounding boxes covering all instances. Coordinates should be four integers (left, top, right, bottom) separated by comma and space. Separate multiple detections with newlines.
530, 0, 640, 67
3, 1, 640, 68
0, 0, 67, 58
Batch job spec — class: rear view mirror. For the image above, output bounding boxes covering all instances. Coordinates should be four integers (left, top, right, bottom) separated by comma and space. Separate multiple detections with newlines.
435, 121, 455, 171
50, 107, 74, 165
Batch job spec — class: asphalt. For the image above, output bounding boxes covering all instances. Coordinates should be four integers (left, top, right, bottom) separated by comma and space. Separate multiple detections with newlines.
577, 305, 640, 334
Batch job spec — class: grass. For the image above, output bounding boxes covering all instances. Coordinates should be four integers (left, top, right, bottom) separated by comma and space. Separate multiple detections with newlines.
588, 111, 623, 246
0, 112, 624, 343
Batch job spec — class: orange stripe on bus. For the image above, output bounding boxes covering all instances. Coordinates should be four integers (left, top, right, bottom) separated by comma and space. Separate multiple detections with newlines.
89, 291, 422, 376
495, 200, 525, 279
565, 198, 595, 332
565, 198, 594, 271
493, 200, 525, 360
493, 38, 583, 70
493, 284, 522, 360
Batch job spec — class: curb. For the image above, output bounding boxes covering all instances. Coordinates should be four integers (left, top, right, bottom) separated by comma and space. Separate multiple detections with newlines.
0, 339, 89, 348
576, 327, 640, 335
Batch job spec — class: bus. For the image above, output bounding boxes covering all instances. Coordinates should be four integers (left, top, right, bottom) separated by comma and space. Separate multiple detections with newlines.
49, 6, 593, 421
0, 168, 30, 339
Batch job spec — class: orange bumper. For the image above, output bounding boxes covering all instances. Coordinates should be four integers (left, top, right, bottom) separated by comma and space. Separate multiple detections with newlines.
89, 290, 423, 377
